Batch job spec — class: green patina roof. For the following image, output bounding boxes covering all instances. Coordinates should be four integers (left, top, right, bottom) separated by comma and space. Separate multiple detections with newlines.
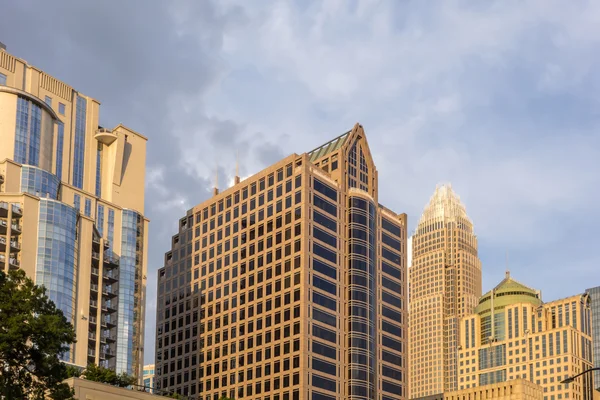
475, 271, 542, 314
307, 130, 351, 162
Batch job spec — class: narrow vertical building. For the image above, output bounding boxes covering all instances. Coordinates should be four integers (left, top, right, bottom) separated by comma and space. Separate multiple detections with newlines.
584, 286, 600, 391
409, 185, 482, 399
155, 124, 408, 399
0, 44, 148, 379
457, 273, 594, 400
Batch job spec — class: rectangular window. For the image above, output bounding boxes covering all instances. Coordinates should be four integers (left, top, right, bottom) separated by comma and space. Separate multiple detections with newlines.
313, 179, 337, 201
312, 292, 337, 312
381, 335, 402, 352
0, 73, 6, 85
97, 204, 105, 237
381, 291, 402, 309
313, 308, 336, 328
95, 143, 102, 197
312, 259, 337, 280
85, 198, 92, 217
381, 232, 401, 251
314, 243, 337, 264
313, 227, 337, 248
381, 218, 401, 237
312, 325, 337, 344
382, 261, 401, 280
381, 248, 401, 265
312, 358, 337, 376
313, 210, 337, 232
312, 275, 337, 296
313, 194, 337, 217
73, 96, 87, 189
312, 341, 337, 360
55, 123, 64, 180
45, 96, 52, 106
73, 194, 81, 212
58, 102, 66, 115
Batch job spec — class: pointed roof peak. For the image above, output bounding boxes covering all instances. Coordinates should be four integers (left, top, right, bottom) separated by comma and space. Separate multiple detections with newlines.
418, 183, 471, 226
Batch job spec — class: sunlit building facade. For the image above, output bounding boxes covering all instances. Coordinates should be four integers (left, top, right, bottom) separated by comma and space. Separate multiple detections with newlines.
409, 185, 482, 399
458, 273, 594, 400
144, 364, 156, 393
0, 44, 148, 379
155, 124, 408, 399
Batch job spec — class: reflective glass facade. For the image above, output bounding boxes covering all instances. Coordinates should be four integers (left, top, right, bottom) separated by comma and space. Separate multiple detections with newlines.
117, 209, 141, 375
14, 97, 43, 167
35, 199, 78, 360
20, 165, 60, 199
95, 143, 102, 197
347, 196, 376, 400
56, 122, 64, 180
73, 96, 87, 189
97, 204, 105, 237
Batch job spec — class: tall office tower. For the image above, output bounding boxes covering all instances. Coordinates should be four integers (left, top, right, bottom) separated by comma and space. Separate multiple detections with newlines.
0, 45, 148, 379
456, 273, 594, 400
409, 185, 482, 399
155, 124, 408, 400
585, 286, 600, 391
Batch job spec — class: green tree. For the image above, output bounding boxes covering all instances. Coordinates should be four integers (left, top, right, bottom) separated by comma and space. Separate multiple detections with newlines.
82, 363, 136, 388
0, 269, 76, 399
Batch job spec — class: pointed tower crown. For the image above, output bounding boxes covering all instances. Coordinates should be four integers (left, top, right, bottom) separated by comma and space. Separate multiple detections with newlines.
418, 183, 472, 227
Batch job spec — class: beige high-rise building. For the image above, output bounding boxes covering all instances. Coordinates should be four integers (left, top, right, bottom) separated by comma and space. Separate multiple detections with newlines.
445, 379, 544, 400
457, 273, 594, 400
409, 185, 482, 399
0, 44, 148, 379
155, 124, 408, 399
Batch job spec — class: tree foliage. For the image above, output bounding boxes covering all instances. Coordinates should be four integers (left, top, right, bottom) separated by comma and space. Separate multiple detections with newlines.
0, 269, 77, 399
82, 363, 136, 388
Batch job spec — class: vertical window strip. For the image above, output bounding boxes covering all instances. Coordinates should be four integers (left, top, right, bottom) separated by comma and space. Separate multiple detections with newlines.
28, 103, 42, 166
56, 123, 64, 180
14, 97, 29, 164
72, 96, 87, 188
95, 143, 102, 197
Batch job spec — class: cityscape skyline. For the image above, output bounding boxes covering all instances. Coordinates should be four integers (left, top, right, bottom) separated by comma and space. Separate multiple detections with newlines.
1, 0, 599, 375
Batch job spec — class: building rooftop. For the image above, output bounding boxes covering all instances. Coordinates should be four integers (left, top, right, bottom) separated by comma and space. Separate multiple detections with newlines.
475, 271, 542, 314
307, 130, 351, 162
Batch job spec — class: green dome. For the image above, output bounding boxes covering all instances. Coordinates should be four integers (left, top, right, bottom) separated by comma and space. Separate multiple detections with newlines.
475, 271, 542, 315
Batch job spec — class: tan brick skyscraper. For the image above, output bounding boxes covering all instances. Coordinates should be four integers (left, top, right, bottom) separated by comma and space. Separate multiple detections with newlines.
409, 185, 482, 399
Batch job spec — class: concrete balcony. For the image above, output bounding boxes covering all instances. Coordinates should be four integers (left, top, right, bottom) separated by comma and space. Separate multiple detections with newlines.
95, 128, 118, 145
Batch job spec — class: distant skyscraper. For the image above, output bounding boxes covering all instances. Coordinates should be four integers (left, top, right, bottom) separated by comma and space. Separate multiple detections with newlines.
457, 273, 594, 400
409, 185, 482, 399
585, 286, 600, 390
0, 45, 148, 379
143, 364, 155, 393
154, 124, 408, 399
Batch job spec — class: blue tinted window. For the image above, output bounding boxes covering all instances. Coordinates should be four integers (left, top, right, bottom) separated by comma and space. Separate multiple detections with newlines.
72, 96, 87, 188
382, 380, 403, 395
313, 227, 337, 248
314, 179, 337, 201
313, 308, 337, 327
382, 305, 402, 322
313, 210, 337, 232
28, 103, 42, 166
313, 292, 337, 312
312, 341, 337, 360
382, 247, 400, 265
312, 392, 336, 400
313, 259, 337, 280
313, 275, 336, 296
58, 102, 65, 115
55, 123, 64, 180
95, 143, 102, 197
382, 335, 402, 352
0, 73, 6, 85
314, 243, 336, 264
382, 276, 401, 293
312, 358, 336, 376
97, 204, 105, 237
84, 198, 91, 217
45, 96, 52, 106
312, 374, 337, 392
382, 232, 401, 250
382, 291, 402, 308
382, 218, 401, 237
312, 325, 337, 344
382, 350, 402, 366
313, 194, 337, 217
382, 261, 401, 279
382, 365, 402, 381
14, 97, 29, 164
20, 165, 60, 199
73, 194, 80, 212
382, 321, 402, 337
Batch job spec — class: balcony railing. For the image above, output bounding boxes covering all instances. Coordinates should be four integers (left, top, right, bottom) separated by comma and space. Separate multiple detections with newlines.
12, 204, 22, 216
92, 251, 100, 260
89, 316, 97, 324
90, 284, 99, 292
88, 349, 96, 357
90, 300, 98, 308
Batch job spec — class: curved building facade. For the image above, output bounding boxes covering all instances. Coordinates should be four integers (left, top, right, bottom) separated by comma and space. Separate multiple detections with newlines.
0, 44, 148, 380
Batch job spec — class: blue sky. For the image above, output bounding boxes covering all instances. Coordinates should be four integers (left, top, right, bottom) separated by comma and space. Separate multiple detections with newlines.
2, 0, 599, 364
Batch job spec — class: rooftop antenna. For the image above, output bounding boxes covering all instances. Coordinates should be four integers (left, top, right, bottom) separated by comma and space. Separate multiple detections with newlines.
213, 164, 219, 196
505, 251, 510, 279
234, 151, 240, 185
